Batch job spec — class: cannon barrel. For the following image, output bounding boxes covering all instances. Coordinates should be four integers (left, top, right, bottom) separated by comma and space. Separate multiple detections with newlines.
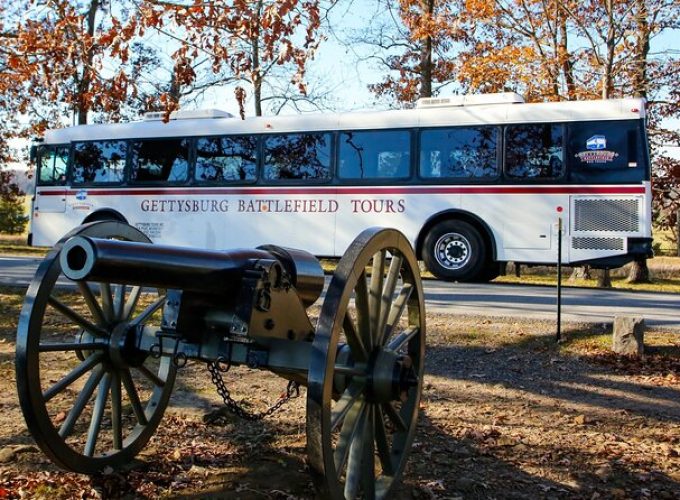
59, 235, 324, 305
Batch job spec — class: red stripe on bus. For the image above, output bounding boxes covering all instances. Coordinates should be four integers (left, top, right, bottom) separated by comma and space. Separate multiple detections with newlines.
37, 185, 646, 196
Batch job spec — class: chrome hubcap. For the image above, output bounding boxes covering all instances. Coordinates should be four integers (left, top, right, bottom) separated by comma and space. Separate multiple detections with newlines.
434, 232, 471, 270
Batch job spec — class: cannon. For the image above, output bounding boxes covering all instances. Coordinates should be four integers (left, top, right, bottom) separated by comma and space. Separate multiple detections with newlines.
15, 221, 425, 499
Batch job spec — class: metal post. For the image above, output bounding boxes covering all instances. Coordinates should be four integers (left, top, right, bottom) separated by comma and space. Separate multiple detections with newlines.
556, 217, 562, 342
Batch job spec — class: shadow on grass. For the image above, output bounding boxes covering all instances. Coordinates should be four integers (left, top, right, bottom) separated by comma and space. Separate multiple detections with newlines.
425, 323, 680, 423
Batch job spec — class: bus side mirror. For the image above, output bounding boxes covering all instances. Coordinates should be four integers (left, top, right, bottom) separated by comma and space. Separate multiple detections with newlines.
29, 145, 38, 163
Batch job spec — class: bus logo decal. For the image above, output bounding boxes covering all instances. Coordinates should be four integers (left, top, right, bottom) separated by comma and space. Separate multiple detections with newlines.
76, 190, 88, 201
586, 135, 607, 150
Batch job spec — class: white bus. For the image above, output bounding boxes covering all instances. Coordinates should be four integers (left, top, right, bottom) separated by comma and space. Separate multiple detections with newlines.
30, 92, 652, 282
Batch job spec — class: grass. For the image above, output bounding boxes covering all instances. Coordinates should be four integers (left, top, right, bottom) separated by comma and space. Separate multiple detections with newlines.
495, 273, 680, 293
0, 234, 47, 256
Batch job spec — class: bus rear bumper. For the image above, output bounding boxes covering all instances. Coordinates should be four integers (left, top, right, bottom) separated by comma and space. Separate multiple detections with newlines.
574, 237, 654, 269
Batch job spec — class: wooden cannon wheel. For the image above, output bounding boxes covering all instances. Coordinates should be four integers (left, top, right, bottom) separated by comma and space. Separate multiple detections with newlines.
16, 221, 176, 473
307, 228, 426, 499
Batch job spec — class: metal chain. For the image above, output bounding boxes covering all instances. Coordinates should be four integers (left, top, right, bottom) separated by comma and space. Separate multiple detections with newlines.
205, 360, 301, 423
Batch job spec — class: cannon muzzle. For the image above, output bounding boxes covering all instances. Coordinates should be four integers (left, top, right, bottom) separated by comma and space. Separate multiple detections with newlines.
60, 235, 324, 305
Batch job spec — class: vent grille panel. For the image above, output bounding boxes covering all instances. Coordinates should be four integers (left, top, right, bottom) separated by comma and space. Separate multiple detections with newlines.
574, 198, 640, 232
572, 237, 624, 251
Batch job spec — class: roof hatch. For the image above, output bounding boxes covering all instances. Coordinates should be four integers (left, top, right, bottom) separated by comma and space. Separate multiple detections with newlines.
416, 92, 525, 109
143, 109, 234, 121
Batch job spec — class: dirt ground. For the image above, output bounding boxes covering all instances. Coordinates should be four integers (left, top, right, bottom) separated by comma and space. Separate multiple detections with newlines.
0, 286, 679, 499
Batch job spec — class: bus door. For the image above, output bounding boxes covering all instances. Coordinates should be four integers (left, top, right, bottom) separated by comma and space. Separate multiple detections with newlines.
35, 145, 69, 213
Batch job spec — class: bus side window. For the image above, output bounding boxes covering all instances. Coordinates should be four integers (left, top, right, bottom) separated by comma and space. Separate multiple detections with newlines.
263, 133, 331, 181
338, 130, 410, 180
130, 139, 189, 183
420, 126, 498, 179
505, 124, 564, 180
37, 146, 68, 186
73, 140, 127, 184
568, 120, 647, 184
196, 136, 257, 183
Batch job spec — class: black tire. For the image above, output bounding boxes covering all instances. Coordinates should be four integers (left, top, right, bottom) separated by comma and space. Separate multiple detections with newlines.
422, 220, 486, 282
474, 262, 501, 283
82, 211, 126, 224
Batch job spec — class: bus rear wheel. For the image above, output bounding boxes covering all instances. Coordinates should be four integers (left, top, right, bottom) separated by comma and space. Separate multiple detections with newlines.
423, 220, 486, 282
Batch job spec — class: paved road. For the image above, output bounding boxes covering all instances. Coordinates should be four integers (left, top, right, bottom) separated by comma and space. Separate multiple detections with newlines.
1, 256, 678, 328
423, 280, 679, 327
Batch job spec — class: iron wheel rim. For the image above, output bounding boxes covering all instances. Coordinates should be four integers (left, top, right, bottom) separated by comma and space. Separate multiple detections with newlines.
307, 227, 425, 499
16, 221, 176, 473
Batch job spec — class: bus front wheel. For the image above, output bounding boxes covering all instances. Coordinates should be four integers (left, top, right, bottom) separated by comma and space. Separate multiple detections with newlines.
423, 220, 486, 282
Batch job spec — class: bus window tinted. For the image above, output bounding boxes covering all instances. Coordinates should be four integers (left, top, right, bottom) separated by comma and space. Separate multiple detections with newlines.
38, 146, 69, 185
130, 139, 190, 183
505, 124, 564, 179
263, 133, 331, 181
569, 120, 647, 183
73, 140, 126, 184
420, 127, 498, 179
196, 136, 257, 182
339, 130, 410, 179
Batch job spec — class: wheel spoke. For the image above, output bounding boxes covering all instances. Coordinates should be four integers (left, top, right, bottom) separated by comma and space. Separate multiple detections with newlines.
361, 405, 376, 500
111, 372, 123, 450
343, 312, 367, 362
128, 295, 166, 328
368, 250, 386, 348
387, 327, 420, 353
122, 286, 142, 321
121, 369, 148, 426
39, 341, 106, 352
344, 403, 369, 499
77, 282, 106, 326
384, 284, 413, 342
331, 381, 365, 432
113, 285, 126, 321
59, 365, 105, 438
382, 402, 407, 432
354, 271, 371, 351
47, 295, 109, 338
100, 283, 115, 324
84, 372, 111, 457
135, 364, 165, 388
333, 400, 366, 476
43, 352, 104, 402
374, 405, 394, 476
378, 254, 402, 345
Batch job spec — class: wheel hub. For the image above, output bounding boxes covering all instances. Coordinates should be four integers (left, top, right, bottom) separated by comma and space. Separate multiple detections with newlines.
369, 349, 418, 403
108, 322, 147, 368
435, 232, 471, 270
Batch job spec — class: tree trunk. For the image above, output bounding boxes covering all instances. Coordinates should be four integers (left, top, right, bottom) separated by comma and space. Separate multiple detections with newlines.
626, 0, 651, 285
597, 268, 612, 288
252, 0, 263, 116
627, 258, 651, 283
418, 0, 434, 99
569, 265, 592, 281
76, 0, 101, 125
631, 0, 650, 99
601, 0, 615, 99
557, 6, 575, 100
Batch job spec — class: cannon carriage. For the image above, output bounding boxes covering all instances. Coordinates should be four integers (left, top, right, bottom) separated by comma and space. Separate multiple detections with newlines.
16, 221, 425, 499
